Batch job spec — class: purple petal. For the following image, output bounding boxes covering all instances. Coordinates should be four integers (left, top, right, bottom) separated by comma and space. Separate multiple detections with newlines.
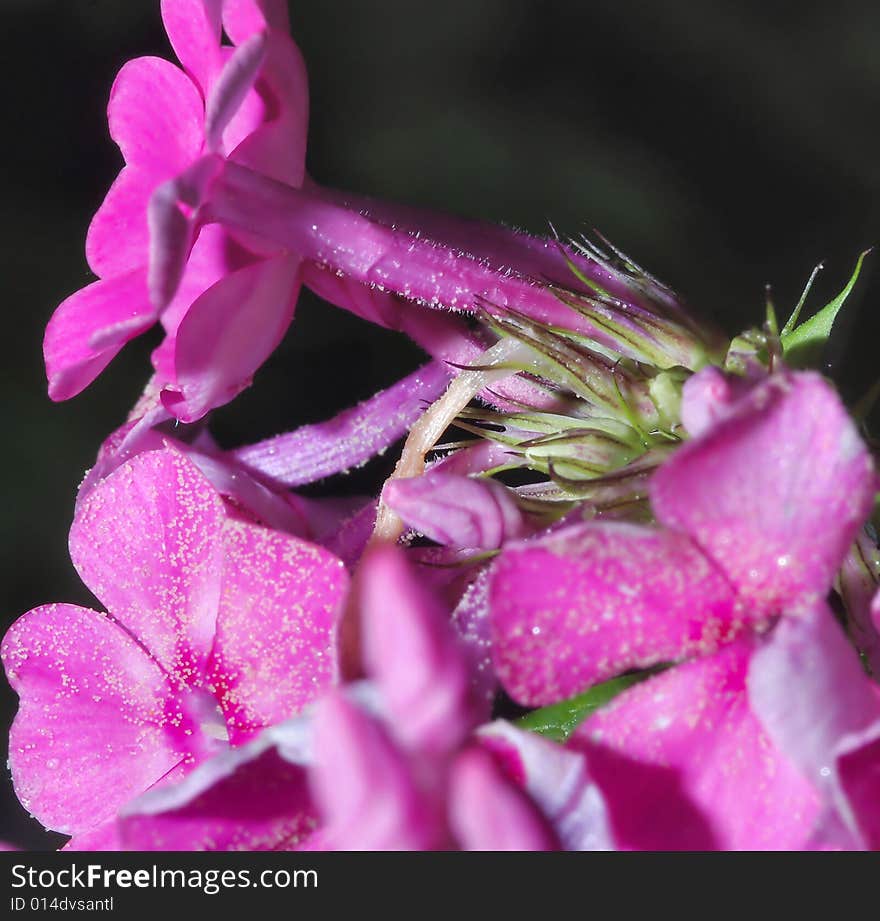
449, 747, 559, 850
160, 0, 223, 93
320, 501, 377, 570
152, 225, 256, 377
428, 441, 517, 477
121, 735, 318, 851
107, 57, 203, 176
835, 724, 880, 849
747, 601, 880, 847
384, 471, 529, 550
161, 252, 301, 422
572, 640, 822, 850
359, 544, 482, 755
76, 382, 172, 501
69, 449, 226, 679
478, 721, 615, 850
451, 569, 497, 707
310, 692, 445, 850
680, 365, 755, 437
44, 270, 157, 401
748, 602, 880, 788
85, 167, 155, 278
187, 451, 312, 537
207, 520, 348, 742
489, 521, 737, 706
652, 372, 877, 614
222, 0, 290, 42
64, 821, 124, 852
230, 361, 452, 488
1, 605, 181, 836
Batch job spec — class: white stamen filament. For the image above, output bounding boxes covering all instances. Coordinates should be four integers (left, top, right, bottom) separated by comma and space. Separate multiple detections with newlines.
372, 337, 533, 542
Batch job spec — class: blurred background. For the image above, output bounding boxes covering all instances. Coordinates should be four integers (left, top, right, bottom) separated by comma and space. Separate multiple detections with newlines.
1, 0, 879, 847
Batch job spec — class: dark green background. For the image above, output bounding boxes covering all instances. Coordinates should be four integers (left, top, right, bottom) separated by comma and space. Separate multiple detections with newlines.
2, 0, 878, 848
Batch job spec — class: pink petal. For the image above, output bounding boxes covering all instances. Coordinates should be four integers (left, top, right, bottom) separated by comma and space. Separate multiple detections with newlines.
204, 31, 267, 153
161, 252, 301, 422
321, 500, 377, 570
85, 167, 154, 278
384, 471, 529, 550
680, 364, 755, 437
69, 449, 226, 680
288, 495, 371, 545
64, 821, 124, 851
449, 747, 559, 850
76, 382, 172, 501
0, 604, 181, 836
451, 569, 497, 707
207, 520, 348, 742
652, 372, 877, 614
107, 57, 204, 176
489, 521, 737, 706
310, 692, 445, 850
226, 29, 309, 187
187, 451, 312, 536
748, 601, 880, 790
230, 361, 452, 488
572, 640, 822, 850
153, 224, 255, 376
835, 724, 880, 849
160, 0, 223, 93
44, 269, 157, 401
428, 440, 517, 477
360, 544, 481, 755
121, 736, 318, 850
222, 0, 290, 42
747, 601, 880, 847
477, 721, 615, 850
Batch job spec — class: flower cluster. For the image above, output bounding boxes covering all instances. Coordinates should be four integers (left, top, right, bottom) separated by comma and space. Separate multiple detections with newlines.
5, 0, 880, 851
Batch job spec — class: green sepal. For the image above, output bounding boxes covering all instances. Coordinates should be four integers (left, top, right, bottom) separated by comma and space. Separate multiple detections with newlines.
781, 250, 871, 368
516, 672, 651, 742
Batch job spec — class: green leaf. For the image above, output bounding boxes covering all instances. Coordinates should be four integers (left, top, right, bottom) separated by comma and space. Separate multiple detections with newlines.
781, 250, 871, 368
516, 672, 649, 742
779, 261, 824, 338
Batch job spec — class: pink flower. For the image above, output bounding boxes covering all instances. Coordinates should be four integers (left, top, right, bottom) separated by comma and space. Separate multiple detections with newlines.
486, 364, 880, 848
489, 368, 876, 705
570, 601, 880, 849
1, 447, 348, 847
115, 545, 611, 850
382, 469, 533, 551
47, 1, 721, 426
44, 0, 308, 421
